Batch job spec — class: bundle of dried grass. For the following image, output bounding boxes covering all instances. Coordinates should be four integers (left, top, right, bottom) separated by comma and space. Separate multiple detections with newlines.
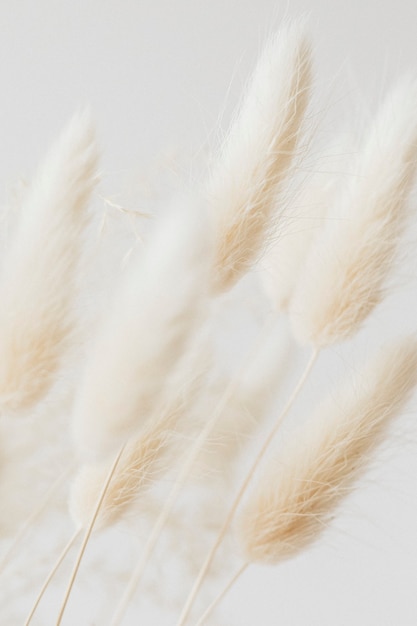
2, 17, 417, 626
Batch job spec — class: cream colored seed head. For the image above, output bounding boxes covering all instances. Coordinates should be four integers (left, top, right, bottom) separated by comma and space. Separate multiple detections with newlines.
239, 337, 417, 564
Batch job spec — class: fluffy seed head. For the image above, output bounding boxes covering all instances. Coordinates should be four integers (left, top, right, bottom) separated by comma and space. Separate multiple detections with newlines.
70, 418, 172, 531
69, 343, 209, 531
239, 337, 417, 563
209, 20, 312, 292
0, 110, 98, 414
72, 203, 212, 458
290, 78, 417, 346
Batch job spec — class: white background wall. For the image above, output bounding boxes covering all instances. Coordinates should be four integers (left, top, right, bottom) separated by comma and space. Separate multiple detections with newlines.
1, 2, 417, 625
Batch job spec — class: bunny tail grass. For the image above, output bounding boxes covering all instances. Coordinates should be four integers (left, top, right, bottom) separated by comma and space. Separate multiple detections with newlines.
193, 563, 249, 626
210, 19, 312, 292
55, 444, 125, 626
24, 529, 81, 626
73, 204, 211, 458
0, 110, 98, 414
70, 415, 177, 532
290, 78, 417, 346
176, 348, 318, 626
239, 337, 417, 564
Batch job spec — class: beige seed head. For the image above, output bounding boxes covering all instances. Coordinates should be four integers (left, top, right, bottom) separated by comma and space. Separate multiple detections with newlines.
239, 337, 417, 563
0, 110, 98, 414
209, 20, 312, 292
290, 78, 417, 346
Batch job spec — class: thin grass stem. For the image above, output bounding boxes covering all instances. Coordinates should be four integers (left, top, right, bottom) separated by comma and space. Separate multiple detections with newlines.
176, 348, 319, 626
55, 444, 126, 626
194, 562, 249, 626
24, 529, 81, 626
109, 316, 277, 626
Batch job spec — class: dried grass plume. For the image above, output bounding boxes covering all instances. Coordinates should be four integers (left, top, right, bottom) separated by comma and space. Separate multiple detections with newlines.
0, 110, 98, 414
290, 78, 417, 346
72, 204, 212, 457
239, 337, 417, 563
209, 20, 312, 292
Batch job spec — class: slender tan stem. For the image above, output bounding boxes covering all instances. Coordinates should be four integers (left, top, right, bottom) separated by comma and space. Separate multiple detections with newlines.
194, 562, 249, 626
176, 349, 319, 626
110, 317, 277, 626
55, 444, 126, 626
24, 529, 81, 626
0, 463, 75, 576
